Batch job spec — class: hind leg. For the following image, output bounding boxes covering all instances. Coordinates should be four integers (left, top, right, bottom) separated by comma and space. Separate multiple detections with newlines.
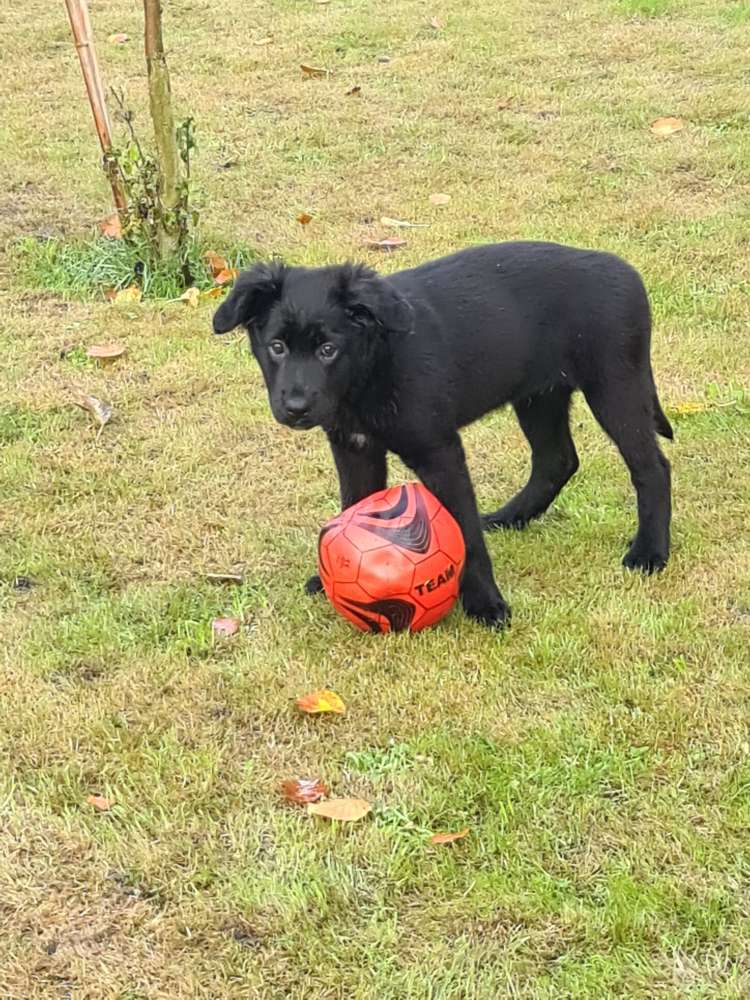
582, 381, 671, 573
483, 387, 579, 531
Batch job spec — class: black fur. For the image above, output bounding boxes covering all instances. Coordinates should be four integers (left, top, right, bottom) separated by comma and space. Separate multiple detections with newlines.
214, 241, 673, 628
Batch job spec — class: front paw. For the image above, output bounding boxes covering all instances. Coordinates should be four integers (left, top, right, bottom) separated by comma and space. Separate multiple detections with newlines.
461, 582, 511, 629
622, 543, 668, 575
482, 510, 529, 532
305, 574, 324, 595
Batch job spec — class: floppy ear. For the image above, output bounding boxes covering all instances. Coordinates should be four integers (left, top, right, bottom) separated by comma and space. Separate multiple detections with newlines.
212, 261, 286, 334
333, 263, 413, 335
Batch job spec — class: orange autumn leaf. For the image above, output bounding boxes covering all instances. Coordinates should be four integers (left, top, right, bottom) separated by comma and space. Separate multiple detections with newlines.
281, 777, 330, 804
113, 285, 142, 304
650, 116, 684, 137
100, 213, 122, 239
215, 268, 240, 286
296, 689, 346, 714
204, 251, 228, 277
212, 617, 241, 637
297, 212, 313, 225
308, 798, 371, 821
429, 828, 470, 845
86, 794, 113, 811
201, 286, 225, 300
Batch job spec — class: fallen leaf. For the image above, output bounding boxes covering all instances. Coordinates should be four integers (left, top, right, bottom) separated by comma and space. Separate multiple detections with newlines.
345, 85, 361, 96
296, 689, 346, 714
429, 192, 451, 206
201, 287, 225, 300
380, 216, 427, 229
308, 798, 371, 822
206, 571, 244, 584
301, 64, 329, 78
213, 617, 241, 637
497, 98, 513, 110
215, 268, 240, 286
113, 285, 142, 304
363, 237, 407, 251
73, 392, 113, 432
180, 286, 200, 308
86, 342, 127, 365
86, 794, 113, 811
429, 828, 470, 845
297, 212, 313, 225
253, 36, 273, 45
204, 251, 228, 277
282, 778, 330, 804
669, 401, 707, 416
108, 32, 129, 44
429, 16, 443, 29
103, 288, 117, 302
650, 116, 684, 137
100, 213, 122, 239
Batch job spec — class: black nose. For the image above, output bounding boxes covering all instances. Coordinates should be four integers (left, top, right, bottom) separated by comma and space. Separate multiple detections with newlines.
285, 396, 310, 418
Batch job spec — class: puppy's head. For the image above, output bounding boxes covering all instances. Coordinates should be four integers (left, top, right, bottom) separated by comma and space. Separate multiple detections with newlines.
213, 261, 412, 430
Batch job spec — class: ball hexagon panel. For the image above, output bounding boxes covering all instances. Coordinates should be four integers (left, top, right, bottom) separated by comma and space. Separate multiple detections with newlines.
317, 482, 466, 633
342, 521, 396, 554
318, 519, 344, 579
357, 544, 417, 601
410, 549, 462, 611
332, 581, 420, 633
418, 594, 458, 630
320, 529, 362, 585
430, 511, 466, 568
349, 483, 434, 564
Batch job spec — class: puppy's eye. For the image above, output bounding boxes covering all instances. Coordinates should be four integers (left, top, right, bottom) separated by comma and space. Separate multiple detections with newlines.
317, 343, 338, 362
268, 340, 287, 358
345, 307, 369, 326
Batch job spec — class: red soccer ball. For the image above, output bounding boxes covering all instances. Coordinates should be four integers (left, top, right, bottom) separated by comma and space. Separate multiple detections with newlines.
318, 482, 465, 633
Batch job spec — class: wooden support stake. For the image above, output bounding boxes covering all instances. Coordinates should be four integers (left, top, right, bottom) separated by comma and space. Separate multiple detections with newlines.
64, 0, 127, 214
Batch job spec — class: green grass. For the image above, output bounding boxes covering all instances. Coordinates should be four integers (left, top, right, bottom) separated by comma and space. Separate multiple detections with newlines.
720, 3, 750, 24
19, 234, 258, 299
1, 0, 750, 997
616, 0, 675, 16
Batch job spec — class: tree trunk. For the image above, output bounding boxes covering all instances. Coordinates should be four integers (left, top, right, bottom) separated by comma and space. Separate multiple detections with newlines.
143, 0, 181, 258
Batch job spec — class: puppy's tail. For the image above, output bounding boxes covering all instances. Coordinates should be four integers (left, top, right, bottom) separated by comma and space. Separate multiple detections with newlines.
652, 388, 674, 440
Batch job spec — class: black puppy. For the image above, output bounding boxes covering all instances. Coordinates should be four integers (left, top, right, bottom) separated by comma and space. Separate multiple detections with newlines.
213, 242, 672, 628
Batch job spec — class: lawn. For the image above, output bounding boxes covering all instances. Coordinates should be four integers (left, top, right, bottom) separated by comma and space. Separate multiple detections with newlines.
1, 0, 749, 997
